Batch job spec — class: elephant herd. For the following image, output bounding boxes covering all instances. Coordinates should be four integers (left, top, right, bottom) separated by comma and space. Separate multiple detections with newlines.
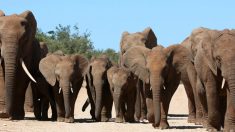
0, 10, 234, 131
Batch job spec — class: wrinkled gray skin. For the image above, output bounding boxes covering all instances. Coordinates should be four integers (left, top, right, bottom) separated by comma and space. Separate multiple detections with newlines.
0, 10, 42, 119
119, 27, 157, 121
107, 66, 138, 123
123, 44, 197, 129
86, 55, 113, 122
39, 53, 88, 123
187, 27, 235, 131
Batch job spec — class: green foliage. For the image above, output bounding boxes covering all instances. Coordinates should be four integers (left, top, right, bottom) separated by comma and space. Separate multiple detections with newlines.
36, 24, 119, 63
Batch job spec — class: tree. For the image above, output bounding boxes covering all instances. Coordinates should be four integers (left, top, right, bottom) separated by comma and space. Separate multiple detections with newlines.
36, 24, 119, 63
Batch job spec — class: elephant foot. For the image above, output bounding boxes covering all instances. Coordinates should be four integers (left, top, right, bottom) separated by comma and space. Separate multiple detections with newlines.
152, 120, 169, 129
41, 116, 49, 121
101, 116, 110, 122
57, 117, 65, 122
115, 117, 124, 123
147, 113, 154, 123
9, 114, 25, 120
51, 114, 57, 121
0, 112, 9, 118
206, 128, 220, 132
65, 117, 74, 123
187, 116, 196, 123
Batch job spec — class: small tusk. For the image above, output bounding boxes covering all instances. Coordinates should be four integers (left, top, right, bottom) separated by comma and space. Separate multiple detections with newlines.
21, 58, 37, 83
221, 78, 226, 89
71, 88, 73, 93
150, 87, 152, 91
163, 85, 166, 90
59, 87, 62, 94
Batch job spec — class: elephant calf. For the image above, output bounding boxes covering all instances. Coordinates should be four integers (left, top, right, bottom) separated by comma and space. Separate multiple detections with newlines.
107, 66, 138, 123
39, 53, 88, 123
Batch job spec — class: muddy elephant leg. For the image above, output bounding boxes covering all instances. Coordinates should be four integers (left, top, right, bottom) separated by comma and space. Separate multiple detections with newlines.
182, 80, 196, 123
52, 86, 65, 122
205, 74, 221, 131
134, 80, 141, 121
41, 98, 49, 120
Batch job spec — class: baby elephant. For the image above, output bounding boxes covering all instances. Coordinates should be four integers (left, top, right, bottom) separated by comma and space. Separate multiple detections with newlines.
107, 66, 138, 123
39, 53, 88, 123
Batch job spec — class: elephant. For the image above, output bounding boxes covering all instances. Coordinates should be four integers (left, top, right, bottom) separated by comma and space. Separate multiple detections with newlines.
86, 55, 113, 122
187, 27, 235, 131
39, 53, 88, 123
107, 66, 138, 123
119, 27, 158, 121
0, 10, 43, 119
123, 44, 198, 129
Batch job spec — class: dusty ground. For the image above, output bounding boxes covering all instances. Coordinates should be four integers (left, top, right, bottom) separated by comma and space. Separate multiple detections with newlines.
0, 84, 205, 132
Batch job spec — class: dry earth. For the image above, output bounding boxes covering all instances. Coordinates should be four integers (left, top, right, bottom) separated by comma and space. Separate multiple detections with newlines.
0, 84, 206, 132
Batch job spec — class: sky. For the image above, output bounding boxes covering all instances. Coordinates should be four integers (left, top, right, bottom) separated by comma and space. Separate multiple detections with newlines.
1, 0, 235, 51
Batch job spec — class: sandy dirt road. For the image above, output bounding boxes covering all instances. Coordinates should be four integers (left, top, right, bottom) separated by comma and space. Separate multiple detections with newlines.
0, 84, 205, 132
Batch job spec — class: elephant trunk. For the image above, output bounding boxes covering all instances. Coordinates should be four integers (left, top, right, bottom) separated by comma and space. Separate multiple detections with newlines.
94, 79, 103, 121
151, 76, 162, 127
61, 82, 72, 121
4, 42, 18, 118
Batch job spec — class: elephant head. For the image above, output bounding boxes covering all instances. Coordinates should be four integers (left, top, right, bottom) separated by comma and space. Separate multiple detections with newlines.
119, 27, 157, 66
0, 10, 37, 117
107, 66, 137, 122
123, 45, 193, 127
39, 54, 88, 122
87, 55, 113, 121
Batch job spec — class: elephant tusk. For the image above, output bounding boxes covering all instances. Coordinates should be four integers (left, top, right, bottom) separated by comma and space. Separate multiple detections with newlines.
21, 58, 37, 83
221, 78, 226, 89
71, 88, 73, 93
59, 87, 62, 94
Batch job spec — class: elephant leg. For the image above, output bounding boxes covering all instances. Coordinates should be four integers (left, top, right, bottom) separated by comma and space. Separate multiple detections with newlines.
41, 98, 49, 121
24, 84, 34, 112
205, 74, 221, 131
139, 80, 147, 121
145, 85, 154, 123
196, 76, 208, 127
13, 72, 30, 119
52, 86, 65, 122
0, 62, 7, 118
224, 89, 235, 131
182, 80, 196, 123
159, 78, 180, 129
125, 92, 136, 122
101, 87, 113, 122
134, 80, 141, 121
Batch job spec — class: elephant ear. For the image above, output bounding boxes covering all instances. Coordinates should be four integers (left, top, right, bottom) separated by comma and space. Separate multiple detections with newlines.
39, 54, 61, 86
142, 27, 157, 48
199, 31, 221, 76
19, 10, 37, 37
71, 54, 89, 77
123, 46, 151, 83
120, 31, 130, 54
0, 10, 5, 16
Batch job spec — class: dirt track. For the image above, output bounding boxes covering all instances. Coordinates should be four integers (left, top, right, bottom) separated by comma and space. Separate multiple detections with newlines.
0, 84, 206, 132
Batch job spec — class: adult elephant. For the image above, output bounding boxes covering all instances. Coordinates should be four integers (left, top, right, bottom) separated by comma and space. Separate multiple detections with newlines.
0, 10, 40, 119
119, 27, 157, 121
189, 27, 234, 131
39, 53, 88, 123
86, 55, 113, 122
123, 44, 197, 129
107, 66, 138, 123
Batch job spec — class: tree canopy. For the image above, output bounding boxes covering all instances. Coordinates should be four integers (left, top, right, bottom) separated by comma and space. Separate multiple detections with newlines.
36, 24, 119, 63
